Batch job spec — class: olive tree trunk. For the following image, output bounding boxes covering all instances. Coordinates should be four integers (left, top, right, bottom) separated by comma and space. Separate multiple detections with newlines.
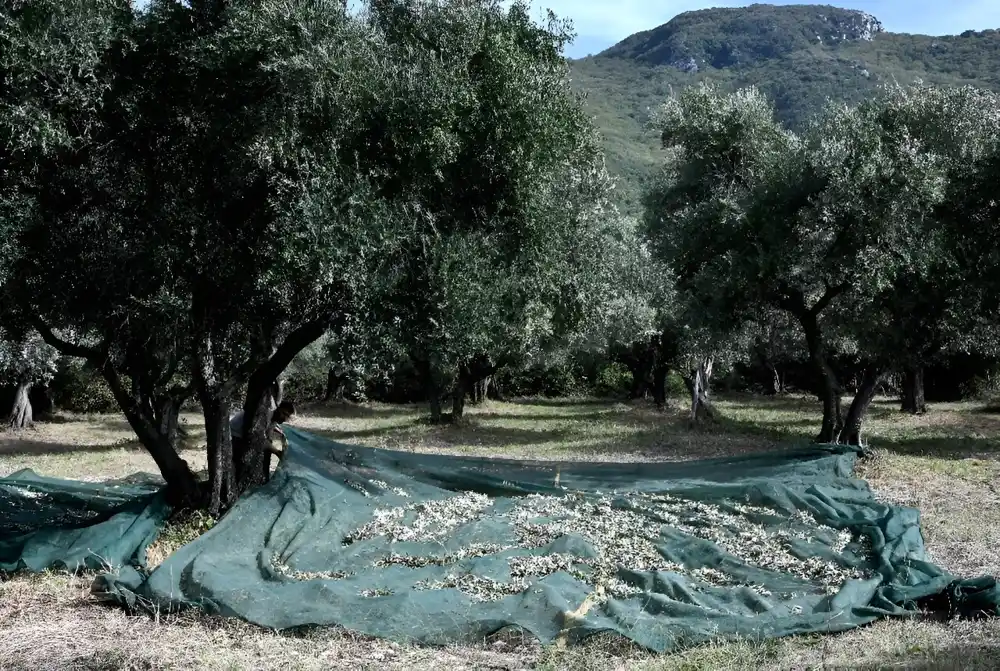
414, 356, 446, 423
901, 364, 927, 414
799, 312, 843, 444
470, 376, 491, 405
201, 392, 235, 516
652, 365, 668, 410
685, 357, 717, 423
452, 376, 467, 421
8, 383, 33, 429
838, 366, 886, 446
325, 368, 345, 401
31, 316, 201, 506
102, 366, 201, 506
153, 390, 188, 453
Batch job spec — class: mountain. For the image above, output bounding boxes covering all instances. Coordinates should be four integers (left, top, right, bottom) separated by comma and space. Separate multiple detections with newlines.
569, 4, 1000, 212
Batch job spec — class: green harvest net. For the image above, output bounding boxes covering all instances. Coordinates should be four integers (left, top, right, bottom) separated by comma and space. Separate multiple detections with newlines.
4, 427, 1000, 652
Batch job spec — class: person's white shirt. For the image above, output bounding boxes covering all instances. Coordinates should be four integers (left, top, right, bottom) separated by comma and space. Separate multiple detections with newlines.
230, 411, 245, 439
230, 410, 286, 441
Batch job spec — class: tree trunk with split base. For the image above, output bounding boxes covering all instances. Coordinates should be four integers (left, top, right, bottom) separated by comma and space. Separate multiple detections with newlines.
453, 356, 495, 419
30, 316, 200, 506
202, 392, 235, 516
153, 390, 187, 453
685, 357, 717, 423
838, 366, 885, 446
236, 384, 278, 496
8, 383, 32, 429
101, 367, 201, 507
470, 376, 491, 405
798, 312, 843, 444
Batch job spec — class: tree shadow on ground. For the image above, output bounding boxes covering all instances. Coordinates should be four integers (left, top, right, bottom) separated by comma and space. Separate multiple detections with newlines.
0, 437, 203, 460
33, 416, 138, 433
472, 409, 660, 425
306, 425, 421, 442
306, 422, 581, 450
300, 402, 417, 420
873, 435, 1000, 460
719, 411, 1000, 462
506, 397, 614, 408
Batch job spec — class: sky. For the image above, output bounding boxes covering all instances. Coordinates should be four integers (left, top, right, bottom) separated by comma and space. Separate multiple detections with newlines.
523, 1, 1000, 58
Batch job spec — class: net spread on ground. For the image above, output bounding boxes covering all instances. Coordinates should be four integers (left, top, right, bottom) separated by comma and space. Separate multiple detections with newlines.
2, 427, 998, 652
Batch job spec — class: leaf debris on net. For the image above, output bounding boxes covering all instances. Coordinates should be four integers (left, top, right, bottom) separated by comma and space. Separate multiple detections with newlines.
306, 487, 875, 604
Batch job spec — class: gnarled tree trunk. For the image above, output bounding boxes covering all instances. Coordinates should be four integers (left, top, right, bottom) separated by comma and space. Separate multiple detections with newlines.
101, 366, 200, 507
325, 368, 345, 401
901, 364, 927, 414
838, 366, 886, 446
414, 356, 447, 423
8, 383, 32, 429
31, 315, 200, 506
469, 376, 491, 404
652, 365, 668, 410
454, 355, 496, 418
201, 392, 235, 516
491, 376, 506, 402
452, 374, 468, 421
236, 383, 278, 496
799, 312, 842, 444
152, 388, 189, 453
685, 357, 717, 423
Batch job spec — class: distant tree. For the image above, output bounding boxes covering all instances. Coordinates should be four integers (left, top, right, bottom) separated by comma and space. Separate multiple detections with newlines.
856, 85, 1000, 414
364, 1, 629, 422
0, 329, 58, 429
644, 83, 953, 444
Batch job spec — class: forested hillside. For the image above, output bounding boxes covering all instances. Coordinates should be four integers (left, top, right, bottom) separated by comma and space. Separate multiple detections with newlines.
570, 4, 1000, 210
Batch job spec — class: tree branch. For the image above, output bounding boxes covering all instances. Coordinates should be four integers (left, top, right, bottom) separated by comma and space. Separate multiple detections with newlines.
239, 317, 330, 407
811, 281, 848, 317
28, 314, 103, 360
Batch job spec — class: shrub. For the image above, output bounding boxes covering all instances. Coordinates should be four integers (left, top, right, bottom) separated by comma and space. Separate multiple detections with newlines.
49, 359, 117, 413
594, 362, 632, 398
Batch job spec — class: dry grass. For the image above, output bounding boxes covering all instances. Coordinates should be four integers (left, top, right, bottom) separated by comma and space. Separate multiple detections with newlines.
1, 394, 999, 670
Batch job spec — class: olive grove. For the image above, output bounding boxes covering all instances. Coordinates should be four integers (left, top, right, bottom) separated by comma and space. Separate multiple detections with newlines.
4, 0, 1000, 512
643, 82, 1000, 444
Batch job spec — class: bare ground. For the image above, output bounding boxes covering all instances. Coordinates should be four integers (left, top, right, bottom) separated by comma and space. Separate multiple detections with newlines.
1, 396, 998, 670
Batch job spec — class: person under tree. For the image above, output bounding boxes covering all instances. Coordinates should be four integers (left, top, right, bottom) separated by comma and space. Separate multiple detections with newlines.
230, 401, 297, 460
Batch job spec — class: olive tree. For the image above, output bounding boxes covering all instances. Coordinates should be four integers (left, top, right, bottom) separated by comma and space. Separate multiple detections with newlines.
4, 0, 620, 511
645, 83, 953, 444
858, 85, 1000, 413
363, 1, 629, 422
0, 329, 58, 428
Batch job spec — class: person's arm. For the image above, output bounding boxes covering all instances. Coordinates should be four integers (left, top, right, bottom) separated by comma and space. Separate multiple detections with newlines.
268, 423, 288, 458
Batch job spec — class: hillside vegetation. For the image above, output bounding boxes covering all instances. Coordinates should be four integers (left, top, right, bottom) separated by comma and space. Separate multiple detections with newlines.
570, 3, 1000, 210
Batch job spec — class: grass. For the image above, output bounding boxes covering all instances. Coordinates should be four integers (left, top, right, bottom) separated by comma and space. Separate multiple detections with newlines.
1, 393, 998, 669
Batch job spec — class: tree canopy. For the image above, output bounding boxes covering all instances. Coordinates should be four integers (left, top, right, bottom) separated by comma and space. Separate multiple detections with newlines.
644, 81, 1000, 443
5, 0, 1000, 512
1, 0, 628, 511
